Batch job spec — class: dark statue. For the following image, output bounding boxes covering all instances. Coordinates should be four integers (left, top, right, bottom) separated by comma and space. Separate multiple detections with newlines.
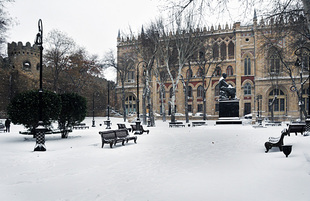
219, 73, 236, 100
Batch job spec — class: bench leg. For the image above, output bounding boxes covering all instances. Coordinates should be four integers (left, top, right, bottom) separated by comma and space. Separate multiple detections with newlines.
110, 142, 114, 148
265, 142, 272, 153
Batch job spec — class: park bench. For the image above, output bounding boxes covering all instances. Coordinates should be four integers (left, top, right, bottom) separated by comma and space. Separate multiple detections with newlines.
169, 122, 185, 128
98, 130, 125, 148
192, 121, 206, 127
0, 123, 5, 132
264, 129, 287, 153
287, 123, 305, 136
265, 121, 282, 126
130, 124, 149, 134
115, 129, 137, 144
19, 128, 72, 138
117, 123, 132, 132
73, 123, 89, 129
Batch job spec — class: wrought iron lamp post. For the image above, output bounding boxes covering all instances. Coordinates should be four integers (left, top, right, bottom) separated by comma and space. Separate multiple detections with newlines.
92, 92, 96, 127
135, 61, 147, 135
105, 81, 111, 129
34, 19, 46, 151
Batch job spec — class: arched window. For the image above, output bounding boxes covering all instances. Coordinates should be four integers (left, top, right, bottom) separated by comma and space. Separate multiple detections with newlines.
214, 67, 222, 77
268, 89, 286, 114
228, 41, 234, 59
197, 68, 203, 77
186, 69, 193, 79
244, 83, 251, 95
197, 85, 204, 98
213, 43, 219, 59
269, 54, 280, 73
187, 86, 193, 98
23, 61, 31, 71
220, 42, 227, 60
127, 70, 135, 82
226, 66, 233, 76
244, 56, 251, 75
214, 84, 220, 97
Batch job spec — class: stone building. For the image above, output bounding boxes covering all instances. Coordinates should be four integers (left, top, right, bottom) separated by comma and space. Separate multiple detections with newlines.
116, 15, 309, 121
0, 42, 40, 117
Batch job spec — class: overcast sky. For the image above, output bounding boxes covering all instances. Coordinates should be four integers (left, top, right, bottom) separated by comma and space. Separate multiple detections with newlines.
6, 0, 257, 58
6, 0, 162, 57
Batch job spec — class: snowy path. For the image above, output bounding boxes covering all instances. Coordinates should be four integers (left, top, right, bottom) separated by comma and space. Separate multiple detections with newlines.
0, 118, 309, 201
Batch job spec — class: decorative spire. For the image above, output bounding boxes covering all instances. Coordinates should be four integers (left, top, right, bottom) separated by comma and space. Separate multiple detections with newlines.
253, 9, 257, 20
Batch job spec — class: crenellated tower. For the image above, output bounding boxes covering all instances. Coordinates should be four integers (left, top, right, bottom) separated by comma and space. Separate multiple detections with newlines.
7, 41, 40, 76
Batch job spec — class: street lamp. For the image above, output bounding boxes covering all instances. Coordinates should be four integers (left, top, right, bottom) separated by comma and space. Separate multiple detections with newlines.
105, 81, 111, 129
34, 19, 46, 151
135, 61, 147, 135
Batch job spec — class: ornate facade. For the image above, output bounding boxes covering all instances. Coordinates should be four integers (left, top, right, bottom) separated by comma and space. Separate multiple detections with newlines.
116, 16, 308, 121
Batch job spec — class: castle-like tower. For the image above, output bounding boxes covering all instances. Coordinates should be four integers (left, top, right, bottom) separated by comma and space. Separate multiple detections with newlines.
7, 41, 40, 76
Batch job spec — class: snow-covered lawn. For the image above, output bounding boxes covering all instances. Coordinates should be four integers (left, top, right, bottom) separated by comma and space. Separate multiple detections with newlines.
0, 117, 310, 201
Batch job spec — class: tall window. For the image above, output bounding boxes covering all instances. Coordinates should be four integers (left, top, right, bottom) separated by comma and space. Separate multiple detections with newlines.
244, 56, 251, 75
220, 42, 227, 60
214, 84, 220, 97
170, 87, 173, 98
269, 89, 286, 113
302, 87, 309, 112
215, 67, 222, 77
228, 41, 234, 59
197, 68, 203, 77
244, 83, 251, 95
213, 43, 219, 59
226, 66, 233, 76
186, 69, 193, 79
125, 95, 136, 114
269, 52, 280, 73
187, 86, 193, 98
171, 70, 176, 79
197, 85, 204, 98
127, 71, 135, 82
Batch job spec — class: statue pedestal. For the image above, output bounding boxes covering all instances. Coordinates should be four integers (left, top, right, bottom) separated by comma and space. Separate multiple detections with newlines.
216, 100, 241, 125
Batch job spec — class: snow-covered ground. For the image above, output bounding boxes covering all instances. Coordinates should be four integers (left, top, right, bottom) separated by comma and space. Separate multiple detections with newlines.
0, 117, 310, 201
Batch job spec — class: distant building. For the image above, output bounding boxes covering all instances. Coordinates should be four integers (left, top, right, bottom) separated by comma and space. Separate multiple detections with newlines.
116, 15, 309, 121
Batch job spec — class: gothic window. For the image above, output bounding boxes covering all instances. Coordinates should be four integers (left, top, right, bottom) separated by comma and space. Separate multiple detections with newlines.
127, 71, 135, 82
214, 67, 222, 77
268, 89, 286, 113
197, 85, 204, 98
186, 69, 193, 79
220, 42, 227, 60
268, 50, 280, 74
197, 68, 203, 77
244, 56, 251, 75
213, 43, 219, 59
244, 83, 251, 95
228, 41, 234, 59
199, 48, 205, 60
214, 84, 220, 97
226, 66, 233, 76
187, 86, 193, 98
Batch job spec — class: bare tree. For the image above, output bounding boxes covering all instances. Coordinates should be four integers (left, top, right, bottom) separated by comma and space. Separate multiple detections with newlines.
0, 0, 14, 54
102, 49, 136, 122
44, 29, 76, 93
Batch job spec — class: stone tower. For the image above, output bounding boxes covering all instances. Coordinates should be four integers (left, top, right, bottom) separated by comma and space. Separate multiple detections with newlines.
7, 41, 40, 76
